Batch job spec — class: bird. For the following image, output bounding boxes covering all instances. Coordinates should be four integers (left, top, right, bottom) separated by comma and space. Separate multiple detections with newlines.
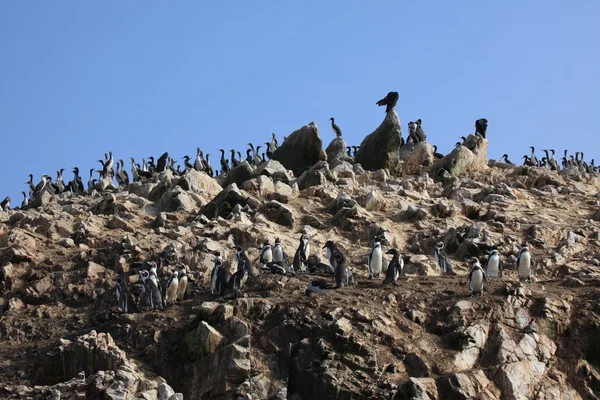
434, 242, 453, 274
235, 245, 256, 277
517, 244, 534, 283
1, 196, 11, 211
272, 238, 287, 264
475, 118, 488, 138
383, 249, 403, 286
305, 279, 335, 296
346, 146, 352, 157
177, 266, 188, 301
522, 155, 536, 167
293, 234, 310, 273
156, 152, 169, 173
367, 239, 383, 279
408, 121, 418, 143
414, 119, 427, 142
225, 267, 248, 294
376, 92, 399, 113
164, 270, 179, 305
330, 117, 342, 137
210, 259, 231, 296
115, 277, 135, 313
485, 249, 501, 278
230, 149, 240, 168
334, 252, 351, 288
194, 147, 205, 171
218, 149, 229, 174
323, 240, 344, 270
432, 145, 444, 159
529, 147, 539, 166
468, 258, 487, 297
502, 154, 514, 165
259, 241, 273, 269
20, 192, 28, 209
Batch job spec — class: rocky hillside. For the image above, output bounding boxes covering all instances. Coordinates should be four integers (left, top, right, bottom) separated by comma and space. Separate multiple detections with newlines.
2, 117, 600, 399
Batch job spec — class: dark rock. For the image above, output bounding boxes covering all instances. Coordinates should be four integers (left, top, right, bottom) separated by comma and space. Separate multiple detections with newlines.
404, 353, 431, 377
271, 122, 327, 176
220, 161, 255, 187
202, 184, 248, 219
354, 109, 403, 174
325, 136, 347, 163
262, 200, 295, 227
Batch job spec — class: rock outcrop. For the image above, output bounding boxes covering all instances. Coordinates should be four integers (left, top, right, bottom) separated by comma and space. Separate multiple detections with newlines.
271, 122, 327, 175
325, 136, 347, 163
354, 109, 403, 175
435, 134, 489, 177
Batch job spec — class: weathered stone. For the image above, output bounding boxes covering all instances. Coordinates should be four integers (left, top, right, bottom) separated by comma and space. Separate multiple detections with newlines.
201, 184, 248, 219
262, 200, 295, 227
355, 109, 403, 174
184, 321, 227, 361
178, 169, 222, 197
271, 122, 327, 175
325, 136, 347, 163
405, 142, 435, 175
435, 135, 488, 177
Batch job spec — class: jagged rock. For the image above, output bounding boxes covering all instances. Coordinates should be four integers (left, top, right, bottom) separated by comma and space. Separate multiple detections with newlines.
29, 190, 54, 209
184, 321, 227, 361
221, 161, 255, 187
178, 169, 223, 196
271, 122, 327, 175
438, 370, 500, 399
435, 135, 489, 177
255, 159, 293, 183
1, 262, 15, 280
202, 183, 248, 219
261, 200, 295, 227
398, 143, 417, 162
452, 323, 489, 370
363, 190, 385, 212
403, 377, 438, 400
325, 136, 347, 163
86, 261, 105, 280
330, 192, 357, 214
433, 199, 456, 218
355, 109, 403, 174
106, 215, 135, 232
157, 382, 175, 400
159, 186, 199, 212
404, 142, 435, 175
399, 205, 427, 222
403, 353, 431, 377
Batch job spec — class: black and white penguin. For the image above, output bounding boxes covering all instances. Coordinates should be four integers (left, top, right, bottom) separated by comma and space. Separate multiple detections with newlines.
367, 240, 383, 279
177, 266, 188, 301
293, 234, 310, 273
164, 270, 179, 305
434, 242, 453, 274
330, 117, 342, 137
485, 249, 501, 278
475, 118, 488, 138
323, 240, 343, 269
272, 238, 287, 264
334, 252, 350, 288
376, 91, 399, 113
1, 196, 11, 211
383, 249, 403, 286
210, 259, 231, 296
225, 267, 248, 294
305, 279, 335, 296
115, 278, 133, 313
262, 261, 294, 275
468, 258, 487, 297
516, 244, 534, 282
259, 241, 273, 269
307, 254, 335, 276
235, 246, 256, 277
139, 270, 163, 310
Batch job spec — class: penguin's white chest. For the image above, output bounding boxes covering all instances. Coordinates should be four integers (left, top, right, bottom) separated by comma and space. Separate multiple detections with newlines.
470, 270, 484, 292
518, 252, 531, 278
273, 246, 284, 262
369, 247, 383, 274
303, 243, 310, 260
166, 278, 179, 301
262, 248, 272, 263
486, 255, 500, 277
178, 276, 188, 300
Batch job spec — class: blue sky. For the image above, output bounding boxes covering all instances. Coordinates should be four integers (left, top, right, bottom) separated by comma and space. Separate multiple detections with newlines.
1, 2, 599, 203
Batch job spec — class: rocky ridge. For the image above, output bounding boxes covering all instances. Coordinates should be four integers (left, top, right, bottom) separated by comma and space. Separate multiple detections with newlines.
2, 118, 600, 399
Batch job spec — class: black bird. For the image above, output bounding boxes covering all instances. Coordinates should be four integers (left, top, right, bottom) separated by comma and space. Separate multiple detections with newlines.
475, 118, 488, 138
20, 192, 28, 209
502, 154, 514, 165
218, 149, 229, 173
522, 155, 536, 167
236, 245, 256, 277
415, 119, 427, 142
305, 279, 335, 296
156, 152, 169, 173
346, 146, 352, 156
352, 146, 359, 156
230, 149, 240, 167
376, 91, 399, 113
204, 154, 214, 177
265, 142, 274, 159
432, 145, 444, 159
147, 157, 156, 172
529, 147, 539, 167
182, 155, 195, 171
1, 196, 11, 211
330, 117, 342, 137
460, 136, 467, 143
245, 149, 253, 164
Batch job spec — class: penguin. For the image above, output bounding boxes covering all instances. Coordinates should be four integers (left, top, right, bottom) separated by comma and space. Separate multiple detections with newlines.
376, 91, 399, 113
262, 261, 294, 275
225, 267, 248, 295
272, 238, 287, 263
305, 279, 335, 296
115, 278, 130, 313
334, 252, 350, 288
1, 196, 11, 211
367, 240, 383, 279
259, 241, 273, 268
383, 249, 403, 286
516, 244, 534, 282
210, 259, 231, 296
139, 270, 163, 310
485, 249, 501, 278
330, 117, 342, 137
235, 246, 256, 277
502, 154, 514, 165
468, 257, 487, 297
307, 254, 336, 276
434, 242, 453, 274
177, 266, 188, 301
323, 240, 345, 271
293, 234, 310, 273
475, 118, 488, 138
164, 270, 179, 305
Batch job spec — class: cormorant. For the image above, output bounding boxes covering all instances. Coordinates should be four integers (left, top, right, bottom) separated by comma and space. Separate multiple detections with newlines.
375, 91, 399, 113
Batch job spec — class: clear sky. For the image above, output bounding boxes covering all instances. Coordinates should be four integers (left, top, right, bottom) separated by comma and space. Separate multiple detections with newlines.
1, 2, 599, 204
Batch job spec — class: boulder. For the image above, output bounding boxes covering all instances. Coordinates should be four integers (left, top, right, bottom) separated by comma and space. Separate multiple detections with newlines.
178, 169, 223, 197
271, 122, 327, 175
435, 135, 488, 177
201, 184, 248, 219
159, 186, 199, 212
220, 161, 255, 187
325, 136, 347, 163
354, 109, 403, 174
184, 321, 227, 361
404, 142, 435, 175
261, 200, 295, 227
255, 160, 293, 183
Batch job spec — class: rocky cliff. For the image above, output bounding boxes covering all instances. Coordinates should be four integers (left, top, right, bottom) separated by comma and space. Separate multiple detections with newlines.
2, 140, 600, 399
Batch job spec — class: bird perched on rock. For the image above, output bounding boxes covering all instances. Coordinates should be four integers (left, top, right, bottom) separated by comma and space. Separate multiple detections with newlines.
305, 279, 335, 296
235, 246, 256, 277
434, 242, 453, 275
210, 259, 230, 296
323, 240, 344, 270
432, 145, 444, 159
414, 119, 427, 142
333, 252, 351, 288
177, 266, 188, 301
164, 270, 179, 305
468, 258, 487, 297
383, 249, 403, 286
485, 249, 501, 278
259, 241, 273, 269
115, 277, 135, 313
367, 239, 384, 279
376, 91, 399, 113
293, 234, 310, 273
330, 117, 342, 137
502, 154, 514, 165
475, 118, 488, 138
408, 121, 419, 144
1, 196, 10, 211
517, 243, 534, 283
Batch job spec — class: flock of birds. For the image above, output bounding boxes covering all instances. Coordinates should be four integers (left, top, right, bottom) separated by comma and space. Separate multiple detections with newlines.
115, 232, 536, 313
499, 146, 598, 174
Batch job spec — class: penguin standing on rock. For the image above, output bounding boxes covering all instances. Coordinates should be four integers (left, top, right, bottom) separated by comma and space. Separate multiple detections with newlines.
517, 244, 534, 282
177, 266, 188, 301
293, 234, 310, 273
383, 249, 403, 286
272, 238, 287, 264
139, 270, 163, 310
210, 260, 230, 296
334, 252, 350, 288
164, 270, 179, 305
225, 267, 248, 295
485, 249, 501, 278
468, 258, 487, 297
115, 278, 135, 313
235, 246, 256, 277
259, 241, 273, 269
434, 242, 453, 274
323, 240, 343, 269
367, 240, 383, 279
